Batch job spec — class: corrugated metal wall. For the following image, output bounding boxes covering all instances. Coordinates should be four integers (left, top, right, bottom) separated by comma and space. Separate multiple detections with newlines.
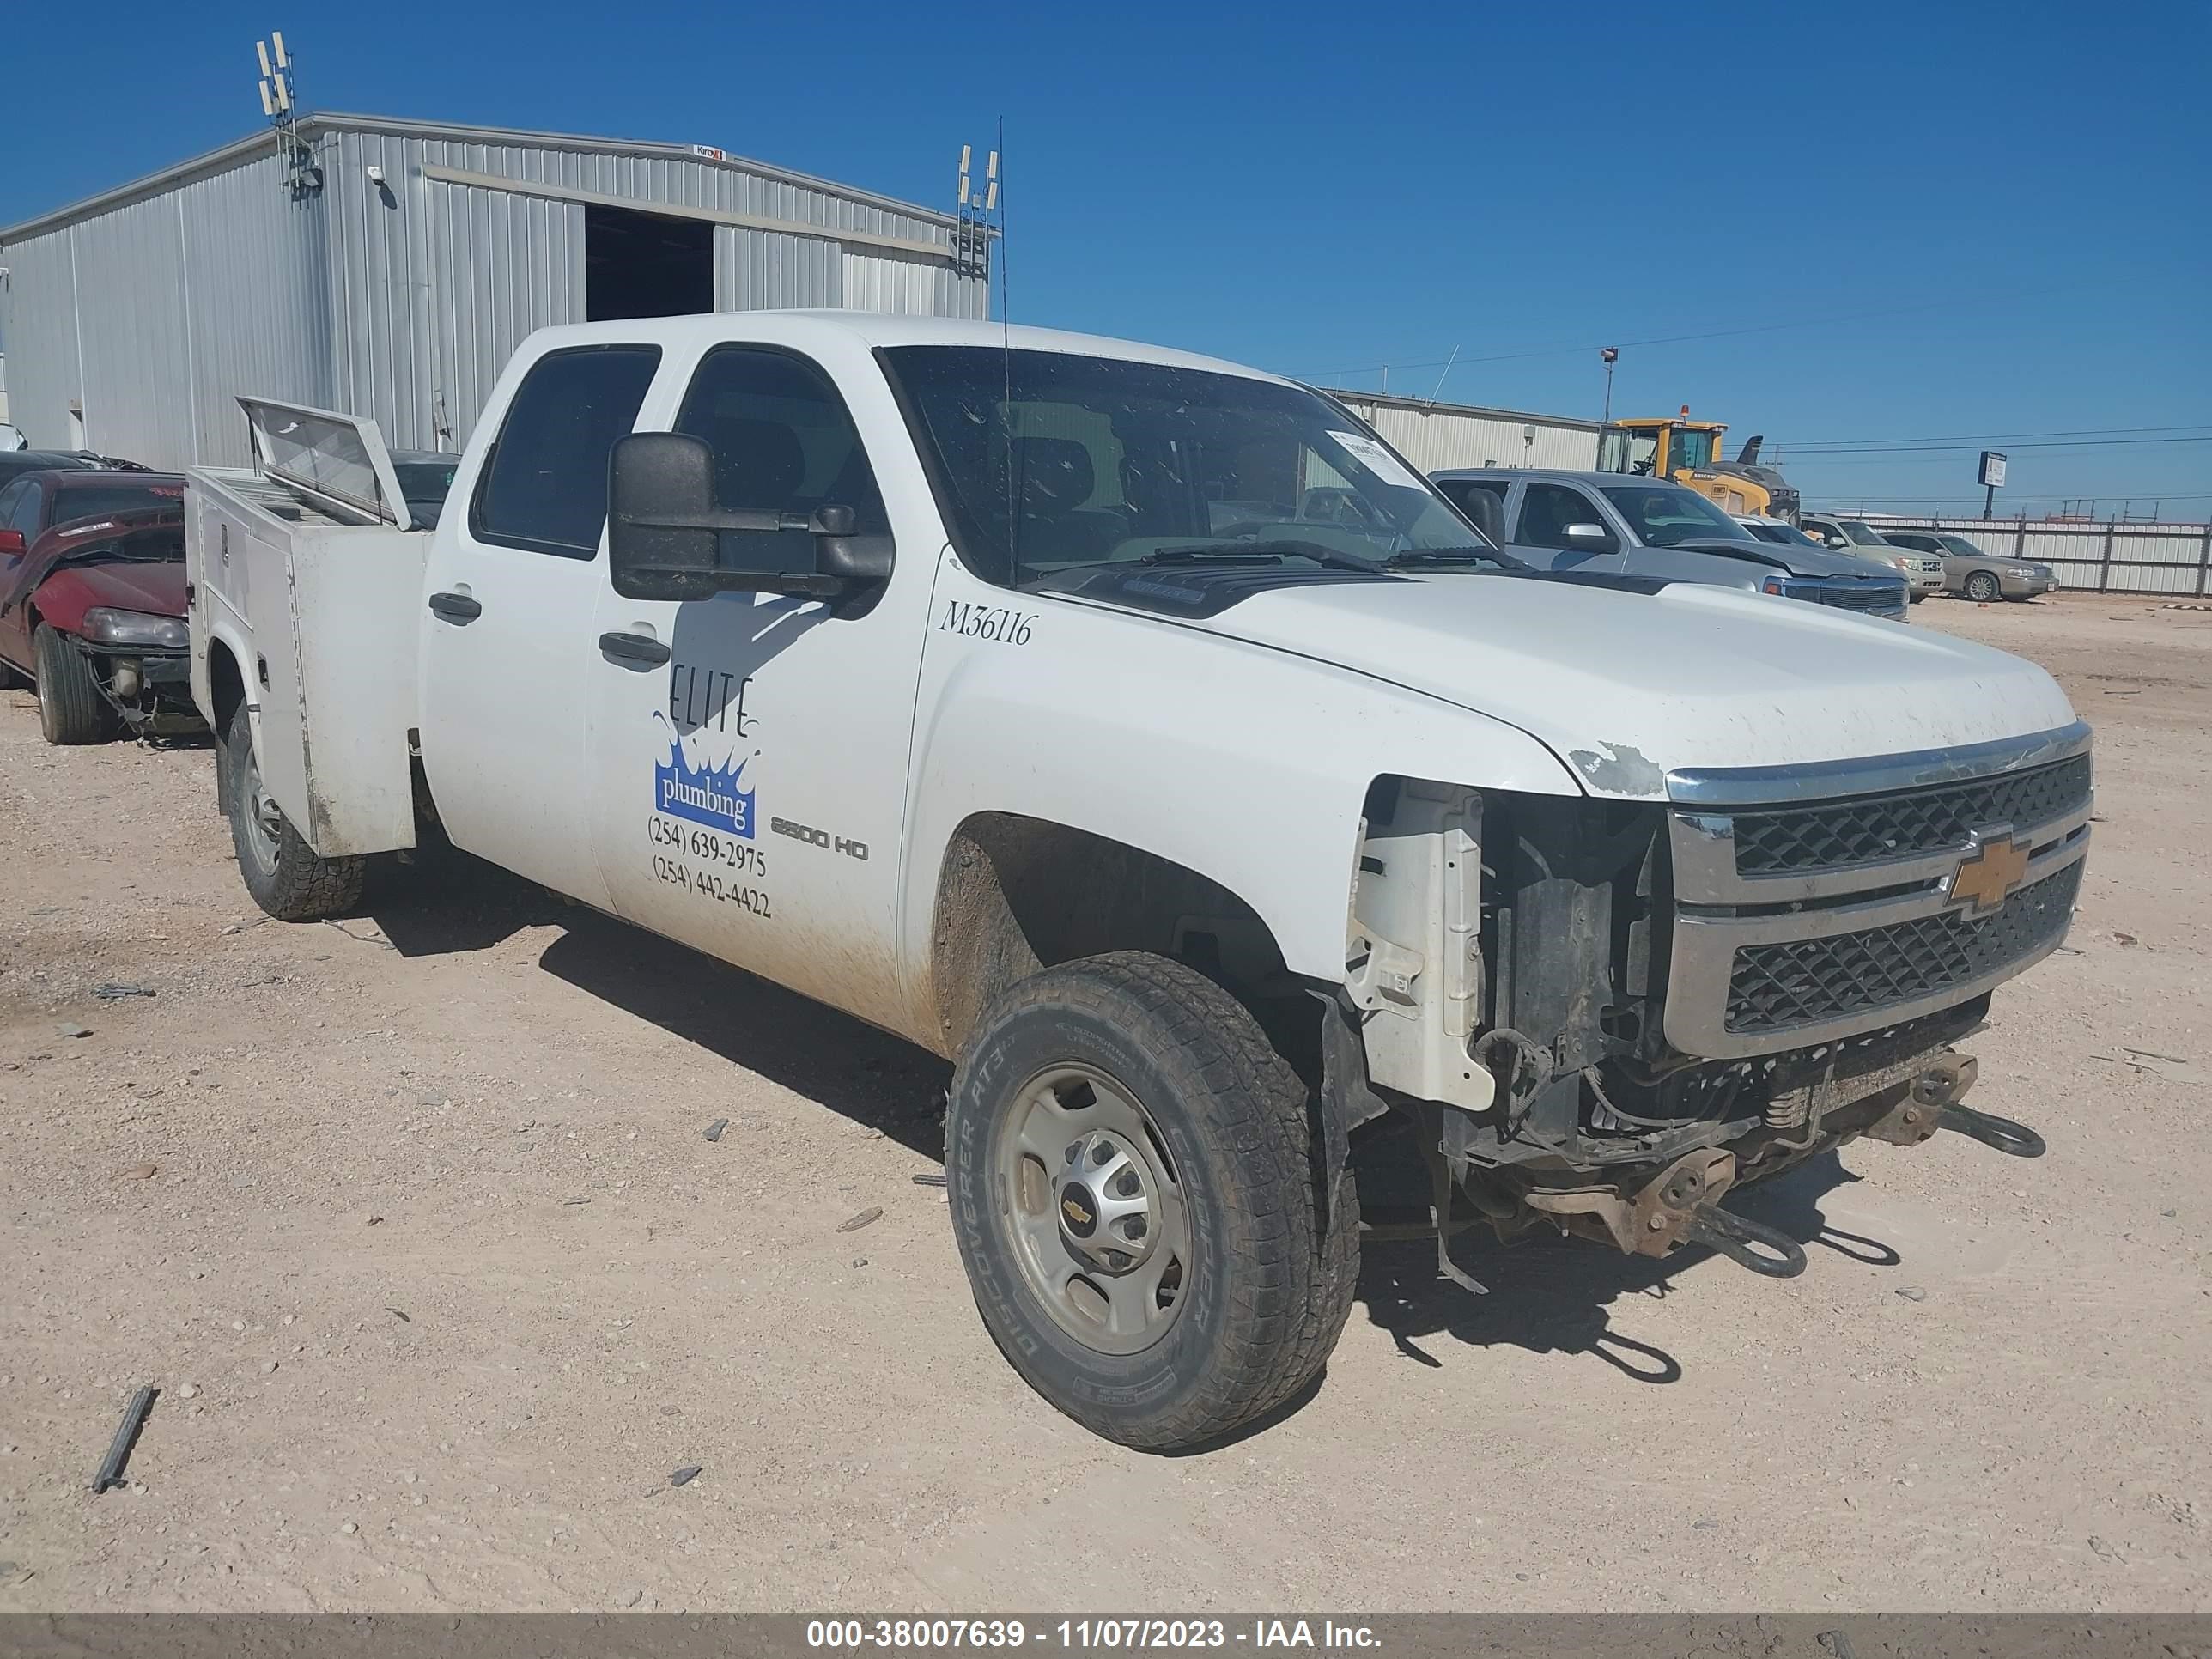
3, 118, 985, 467
0, 146, 327, 468
326, 127, 986, 450
1854, 514, 2212, 598
1328, 393, 1599, 474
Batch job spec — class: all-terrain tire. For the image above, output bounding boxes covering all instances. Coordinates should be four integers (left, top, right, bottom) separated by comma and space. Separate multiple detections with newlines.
946, 951, 1358, 1451
34, 624, 116, 745
1964, 570, 2002, 603
221, 702, 365, 921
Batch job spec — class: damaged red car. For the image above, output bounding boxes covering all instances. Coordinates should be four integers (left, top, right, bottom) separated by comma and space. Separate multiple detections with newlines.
0, 470, 199, 743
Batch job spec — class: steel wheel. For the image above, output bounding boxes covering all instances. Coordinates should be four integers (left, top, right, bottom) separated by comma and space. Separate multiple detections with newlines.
234, 733, 283, 880
993, 1062, 1189, 1356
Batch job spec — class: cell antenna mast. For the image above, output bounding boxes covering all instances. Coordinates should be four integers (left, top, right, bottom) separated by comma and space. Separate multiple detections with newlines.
951, 137, 1001, 284
254, 31, 322, 201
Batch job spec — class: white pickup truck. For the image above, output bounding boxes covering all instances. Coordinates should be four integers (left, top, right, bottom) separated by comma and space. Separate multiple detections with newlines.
186, 314, 2090, 1451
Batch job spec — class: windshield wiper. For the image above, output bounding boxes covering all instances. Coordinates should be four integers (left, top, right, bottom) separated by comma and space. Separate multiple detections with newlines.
1382, 545, 1525, 572
1144, 540, 1377, 573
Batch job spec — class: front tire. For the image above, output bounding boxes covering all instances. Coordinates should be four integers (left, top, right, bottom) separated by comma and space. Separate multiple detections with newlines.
946, 951, 1357, 1451
1964, 571, 2002, 603
34, 624, 116, 745
221, 702, 365, 920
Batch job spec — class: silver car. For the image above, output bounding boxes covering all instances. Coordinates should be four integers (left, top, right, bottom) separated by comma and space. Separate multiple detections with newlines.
1431, 470, 1908, 622
1881, 531, 2059, 602
1800, 514, 1945, 601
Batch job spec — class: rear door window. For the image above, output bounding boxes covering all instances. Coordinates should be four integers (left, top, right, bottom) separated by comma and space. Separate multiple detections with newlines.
471, 345, 663, 558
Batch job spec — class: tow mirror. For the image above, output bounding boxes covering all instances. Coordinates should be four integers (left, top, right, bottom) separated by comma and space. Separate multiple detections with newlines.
1561, 522, 1619, 553
606, 431, 894, 605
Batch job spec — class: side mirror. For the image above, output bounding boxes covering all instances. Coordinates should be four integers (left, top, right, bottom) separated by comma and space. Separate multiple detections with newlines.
1561, 522, 1619, 553
606, 431, 894, 604
0, 530, 25, 556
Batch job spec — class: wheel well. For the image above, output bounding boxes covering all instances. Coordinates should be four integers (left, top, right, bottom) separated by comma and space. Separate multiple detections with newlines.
208, 641, 246, 811
930, 813, 1299, 1060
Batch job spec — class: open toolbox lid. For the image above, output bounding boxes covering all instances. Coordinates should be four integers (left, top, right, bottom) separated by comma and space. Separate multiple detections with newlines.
237, 396, 417, 530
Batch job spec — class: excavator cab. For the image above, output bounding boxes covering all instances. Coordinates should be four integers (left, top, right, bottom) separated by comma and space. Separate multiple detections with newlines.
1598, 415, 1725, 479
1599, 411, 1790, 520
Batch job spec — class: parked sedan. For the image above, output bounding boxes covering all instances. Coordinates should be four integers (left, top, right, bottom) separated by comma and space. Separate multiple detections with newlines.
0, 507, 197, 743
1431, 470, 1907, 620
1881, 530, 2059, 602
0, 465, 186, 544
1799, 514, 1945, 601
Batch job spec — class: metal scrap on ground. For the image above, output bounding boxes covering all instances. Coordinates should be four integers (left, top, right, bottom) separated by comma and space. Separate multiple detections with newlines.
91, 1388, 157, 1494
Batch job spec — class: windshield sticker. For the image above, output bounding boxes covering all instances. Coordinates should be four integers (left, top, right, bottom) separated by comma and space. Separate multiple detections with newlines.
1328, 431, 1425, 494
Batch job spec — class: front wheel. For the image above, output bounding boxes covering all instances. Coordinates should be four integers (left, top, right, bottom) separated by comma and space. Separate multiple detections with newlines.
221, 702, 365, 920
34, 624, 117, 745
1964, 570, 2002, 603
946, 951, 1357, 1451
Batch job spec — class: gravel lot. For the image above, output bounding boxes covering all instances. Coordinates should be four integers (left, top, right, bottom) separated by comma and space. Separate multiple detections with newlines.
1, 592, 2206, 1613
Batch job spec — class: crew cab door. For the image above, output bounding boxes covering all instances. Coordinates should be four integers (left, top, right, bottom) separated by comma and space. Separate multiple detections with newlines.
418, 342, 665, 907
584, 339, 929, 1034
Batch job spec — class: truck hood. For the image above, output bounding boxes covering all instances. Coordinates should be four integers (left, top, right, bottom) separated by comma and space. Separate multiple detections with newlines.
1667, 537, 1902, 580
1178, 573, 2077, 800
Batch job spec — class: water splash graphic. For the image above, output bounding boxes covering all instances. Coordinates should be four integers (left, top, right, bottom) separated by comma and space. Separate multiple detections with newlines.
654, 739, 755, 838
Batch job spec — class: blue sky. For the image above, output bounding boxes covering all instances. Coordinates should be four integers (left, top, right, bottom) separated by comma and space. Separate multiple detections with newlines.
5, 0, 2207, 515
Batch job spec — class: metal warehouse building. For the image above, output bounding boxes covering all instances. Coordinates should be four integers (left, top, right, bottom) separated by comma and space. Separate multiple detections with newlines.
1322, 389, 1600, 474
0, 114, 987, 471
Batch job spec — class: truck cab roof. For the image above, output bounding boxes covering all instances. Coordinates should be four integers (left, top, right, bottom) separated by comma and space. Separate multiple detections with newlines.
516, 311, 1302, 386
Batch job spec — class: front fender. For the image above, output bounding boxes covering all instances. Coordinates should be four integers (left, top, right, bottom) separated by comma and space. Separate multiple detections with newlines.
900, 577, 1583, 997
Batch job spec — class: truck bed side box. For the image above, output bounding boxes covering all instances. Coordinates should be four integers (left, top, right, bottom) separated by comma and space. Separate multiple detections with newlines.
185, 399, 432, 859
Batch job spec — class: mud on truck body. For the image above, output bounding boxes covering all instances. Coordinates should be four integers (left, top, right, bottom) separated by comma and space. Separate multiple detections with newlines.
185, 315, 2087, 1452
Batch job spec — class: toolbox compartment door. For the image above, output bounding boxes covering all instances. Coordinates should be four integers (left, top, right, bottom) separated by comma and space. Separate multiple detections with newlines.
238, 397, 416, 530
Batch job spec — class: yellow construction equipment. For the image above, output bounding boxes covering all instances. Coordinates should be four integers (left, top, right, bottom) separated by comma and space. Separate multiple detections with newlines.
1596, 407, 1800, 523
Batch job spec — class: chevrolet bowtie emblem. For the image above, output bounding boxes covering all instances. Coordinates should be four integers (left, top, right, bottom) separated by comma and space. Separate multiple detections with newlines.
1949, 833, 2031, 915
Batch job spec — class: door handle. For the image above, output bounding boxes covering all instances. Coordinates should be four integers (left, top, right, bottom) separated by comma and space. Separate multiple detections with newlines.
427, 591, 482, 624
598, 629, 671, 668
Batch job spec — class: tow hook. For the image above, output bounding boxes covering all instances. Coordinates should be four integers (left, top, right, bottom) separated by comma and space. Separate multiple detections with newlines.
1522, 1147, 1805, 1277
1678, 1206, 1808, 1278
1867, 1051, 2045, 1158
1936, 1103, 2046, 1158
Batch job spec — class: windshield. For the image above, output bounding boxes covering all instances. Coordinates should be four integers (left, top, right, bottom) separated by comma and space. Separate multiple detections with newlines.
1743, 520, 1821, 546
59, 526, 184, 564
1671, 428, 1717, 471
1937, 535, 1990, 558
1598, 483, 1746, 547
52, 482, 185, 527
394, 460, 456, 502
881, 347, 1487, 585
1838, 520, 1892, 547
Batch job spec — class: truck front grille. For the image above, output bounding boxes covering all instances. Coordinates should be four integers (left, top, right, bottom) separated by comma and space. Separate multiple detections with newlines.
1778, 576, 1905, 615
1725, 860, 2082, 1038
1661, 725, 2093, 1058
1731, 755, 2092, 875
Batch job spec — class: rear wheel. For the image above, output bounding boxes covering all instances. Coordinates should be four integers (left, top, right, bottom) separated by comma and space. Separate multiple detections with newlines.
221, 702, 365, 920
33, 624, 116, 745
946, 951, 1357, 1451
1964, 570, 2002, 603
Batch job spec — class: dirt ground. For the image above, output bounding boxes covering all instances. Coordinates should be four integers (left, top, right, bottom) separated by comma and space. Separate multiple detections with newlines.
1, 592, 2207, 1613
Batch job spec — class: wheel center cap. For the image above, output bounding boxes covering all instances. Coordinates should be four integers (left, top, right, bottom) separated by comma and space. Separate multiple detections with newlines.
1055, 1128, 1156, 1273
